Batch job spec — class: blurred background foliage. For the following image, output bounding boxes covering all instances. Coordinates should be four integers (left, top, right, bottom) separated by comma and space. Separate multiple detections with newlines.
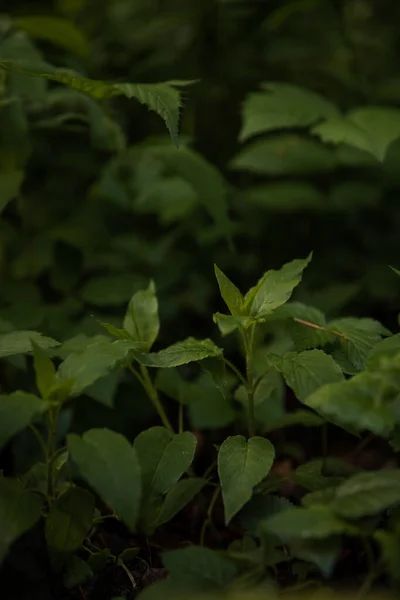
1, 0, 400, 440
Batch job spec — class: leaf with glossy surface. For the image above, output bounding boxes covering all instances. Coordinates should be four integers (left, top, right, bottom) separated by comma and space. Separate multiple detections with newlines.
277, 349, 344, 402
134, 338, 222, 368
157, 478, 206, 526
240, 83, 339, 141
58, 338, 143, 394
214, 265, 243, 315
0, 330, 59, 358
244, 255, 312, 318
313, 107, 400, 161
305, 371, 397, 437
123, 281, 159, 350
0, 477, 43, 565
68, 428, 141, 530
218, 436, 275, 524
31, 340, 56, 399
331, 470, 400, 519
0, 391, 46, 450
134, 427, 196, 495
262, 506, 355, 541
162, 546, 237, 591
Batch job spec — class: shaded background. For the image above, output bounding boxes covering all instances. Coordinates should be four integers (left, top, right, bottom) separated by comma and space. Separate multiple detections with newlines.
1, 0, 400, 448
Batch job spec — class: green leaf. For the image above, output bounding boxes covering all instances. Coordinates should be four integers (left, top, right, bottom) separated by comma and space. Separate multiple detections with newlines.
291, 538, 341, 578
63, 555, 93, 589
58, 338, 144, 395
212, 313, 254, 336
328, 317, 390, 370
45, 486, 95, 567
13, 16, 89, 57
157, 478, 206, 526
277, 349, 343, 403
134, 337, 223, 368
0, 477, 43, 565
367, 333, 400, 367
313, 107, 400, 161
0, 330, 59, 358
330, 470, 400, 519
240, 182, 324, 211
123, 281, 159, 350
292, 459, 347, 492
305, 371, 397, 437
374, 530, 400, 580
0, 60, 195, 144
68, 428, 141, 530
0, 391, 46, 450
188, 373, 236, 430
240, 83, 339, 141
241, 494, 295, 537
162, 546, 237, 591
244, 254, 312, 318
31, 340, 56, 399
134, 427, 196, 495
264, 410, 324, 432
0, 170, 24, 215
218, 436, 275, 524
231, 135, 336, 175
214, 265, 243, 316
262, 506, 355, 541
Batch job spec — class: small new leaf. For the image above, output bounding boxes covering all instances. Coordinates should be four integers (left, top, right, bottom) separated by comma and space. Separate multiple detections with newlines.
31, 340, 56, 399
214, 265, 243, 315
123, 281, 159, 350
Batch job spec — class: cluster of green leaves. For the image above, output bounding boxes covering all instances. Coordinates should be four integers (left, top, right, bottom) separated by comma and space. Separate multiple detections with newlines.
1, 255, 400, 597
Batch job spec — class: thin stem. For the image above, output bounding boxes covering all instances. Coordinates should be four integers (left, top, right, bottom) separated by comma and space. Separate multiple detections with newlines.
243, 326, 256, 437
203, 460, 217, 481
223, 358, 247, 387
29, 424, 48, 461
200, 486, 220, 546
127, 362, 174, 433
119, 561, 137, 591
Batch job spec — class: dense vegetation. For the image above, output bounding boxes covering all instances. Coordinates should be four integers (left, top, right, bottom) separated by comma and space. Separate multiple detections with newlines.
1, 1, 400, 599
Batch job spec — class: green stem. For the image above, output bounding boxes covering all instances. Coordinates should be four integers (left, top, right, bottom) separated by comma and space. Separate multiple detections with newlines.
243, 326, 256, 437
200, 486, 220, 546
127, 362, 174, 433
29, 424, 48, 461
223, 358, 247, 387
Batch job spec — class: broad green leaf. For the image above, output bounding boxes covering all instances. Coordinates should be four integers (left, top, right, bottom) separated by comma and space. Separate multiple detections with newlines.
45, 487, 95, 567
0, 477, 43, 565
142, 145, 230, 236
187, 373, 236, 430
214, 265, 243, 316
313, 107, 400, 161
367, 333, 400, 367
218, 436, 275, 524
0, 330, 59, 358
244, 254, 312, 318
262, 506, 355, 541
239, 182, 324, 212
374, 530, 400, 580
134, 338, 222, 368
31, 340, 56, 399
13, 16, 89, 57
68, 428, 141, 530
305, 371, 397, 437
162, 546, 237, 591
277, 349, 344, 402
0, 60, 195, 144
272, 302, 334, 350
328, 317, 390, 370
240, 83, 339, 141
0, 170, 24, 215
63, 555, 93, 589
212, 313, 254, 336
241, 494, 295, 537
231, 135, 336, 175
134, 427, 196, 495
330, 470, 400, 519
0, 391, 46, 450
123, 281, 159, 350
292, 459, 348, 492
157, 478, 206, 526
58, 338, 144, 394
